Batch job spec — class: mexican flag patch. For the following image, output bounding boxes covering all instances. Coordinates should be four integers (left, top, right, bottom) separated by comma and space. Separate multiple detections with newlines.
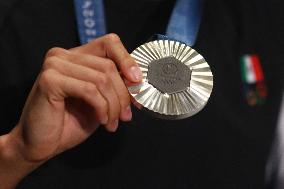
240, 54, 267, 106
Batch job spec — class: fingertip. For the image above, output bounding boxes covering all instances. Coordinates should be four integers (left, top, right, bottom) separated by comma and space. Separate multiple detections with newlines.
128, 66, 142, 82
105, 120, 119, 132
120, 105, 132, 122
112, 119, 119, 131
100, 115, 108, 125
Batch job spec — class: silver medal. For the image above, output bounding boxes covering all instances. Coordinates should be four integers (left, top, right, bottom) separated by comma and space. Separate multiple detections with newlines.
128, 40, 213, 120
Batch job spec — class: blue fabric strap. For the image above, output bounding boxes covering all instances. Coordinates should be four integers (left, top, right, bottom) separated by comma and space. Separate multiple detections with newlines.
73, 0, 106, 44
73, 0, 204, 46
166, 0, 204, 46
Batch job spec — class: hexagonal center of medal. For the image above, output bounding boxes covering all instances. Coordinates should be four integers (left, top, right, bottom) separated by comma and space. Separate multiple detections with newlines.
147, 56, 192, 94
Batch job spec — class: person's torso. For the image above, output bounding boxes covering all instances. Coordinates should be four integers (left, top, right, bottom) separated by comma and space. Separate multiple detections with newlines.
0, 0, 283, 188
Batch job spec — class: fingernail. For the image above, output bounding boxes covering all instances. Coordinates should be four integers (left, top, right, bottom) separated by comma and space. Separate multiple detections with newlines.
129, 66, 142, 82
102, 116, 108, 125
112, 119, 119, 131
124, 106, 132, 121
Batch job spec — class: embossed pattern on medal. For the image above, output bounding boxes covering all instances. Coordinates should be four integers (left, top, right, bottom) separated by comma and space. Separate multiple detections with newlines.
128, 40, 213, 119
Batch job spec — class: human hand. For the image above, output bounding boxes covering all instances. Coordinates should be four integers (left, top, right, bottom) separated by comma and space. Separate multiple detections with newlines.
0, 34, 142, 188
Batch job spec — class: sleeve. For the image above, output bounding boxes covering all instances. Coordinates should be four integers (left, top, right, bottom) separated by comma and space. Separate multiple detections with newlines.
0, 0, 31, 135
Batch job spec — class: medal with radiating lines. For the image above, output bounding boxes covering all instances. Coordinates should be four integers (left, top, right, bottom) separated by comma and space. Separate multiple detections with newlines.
128, 40, 213, 120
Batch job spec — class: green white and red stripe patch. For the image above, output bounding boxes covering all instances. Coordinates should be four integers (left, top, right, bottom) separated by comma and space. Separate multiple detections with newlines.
241, 55, 264, 84
240, 54, 267, 106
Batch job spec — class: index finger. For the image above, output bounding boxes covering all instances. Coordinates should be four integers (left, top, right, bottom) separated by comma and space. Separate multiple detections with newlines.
70, 33, 142, 83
